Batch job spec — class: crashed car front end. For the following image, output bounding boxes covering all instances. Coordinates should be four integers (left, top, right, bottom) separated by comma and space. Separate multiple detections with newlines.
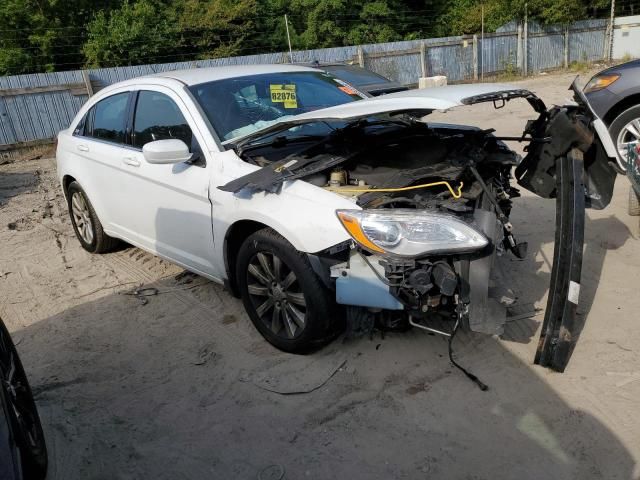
221, 81, 617, 373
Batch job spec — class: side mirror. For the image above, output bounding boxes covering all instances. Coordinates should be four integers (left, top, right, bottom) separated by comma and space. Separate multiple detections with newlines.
142, 139, 193, 164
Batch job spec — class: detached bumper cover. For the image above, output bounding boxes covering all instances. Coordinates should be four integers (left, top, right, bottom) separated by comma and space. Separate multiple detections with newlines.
534, 149, 585, 372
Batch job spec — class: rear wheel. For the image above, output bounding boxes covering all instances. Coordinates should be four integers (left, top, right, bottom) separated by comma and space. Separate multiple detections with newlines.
0, 320, 47, 479
66, 181, 119, 253
236, 228, 339, 353
629, 185, 640, 216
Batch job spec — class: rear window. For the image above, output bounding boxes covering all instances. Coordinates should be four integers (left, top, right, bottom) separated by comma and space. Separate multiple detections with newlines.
189, 71, 364, 142
322, 66, 391, 86
90, 93, 129, 144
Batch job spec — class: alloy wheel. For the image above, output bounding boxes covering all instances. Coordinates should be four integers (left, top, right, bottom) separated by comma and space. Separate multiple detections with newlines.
616, 117, 640, 166
71, 192, 94, 244
245, 251, 307, 339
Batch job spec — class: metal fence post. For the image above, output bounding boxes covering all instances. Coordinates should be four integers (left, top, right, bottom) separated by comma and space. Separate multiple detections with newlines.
82, 70, 93, 97
357, 46, 365, 67
473, 35, 478, 80
523, 3, 528, 76
608, 0, 616, 61
564, 25, 569, 68
517, 23, 523, 73
420, 42, 428, 77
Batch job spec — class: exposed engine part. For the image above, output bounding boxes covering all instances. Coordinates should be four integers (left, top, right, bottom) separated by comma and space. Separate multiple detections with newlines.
380, 257, 460, 317
408, 268, 433, 294
325, 180, 464, 199
329, 168, 347, 186
238, 120, 525, 340
432, 262, 457, 296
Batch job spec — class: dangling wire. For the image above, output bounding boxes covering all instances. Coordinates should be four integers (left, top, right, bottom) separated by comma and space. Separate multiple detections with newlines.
448, 317, 489, 391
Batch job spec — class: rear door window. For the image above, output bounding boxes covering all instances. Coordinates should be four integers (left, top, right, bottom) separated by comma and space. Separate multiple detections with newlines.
132, 91, 193, 150
89, 92, 129, 144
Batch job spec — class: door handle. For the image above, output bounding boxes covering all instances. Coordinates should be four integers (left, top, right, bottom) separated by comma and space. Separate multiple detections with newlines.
122, 156, 141, 167
77, 144, 89, 152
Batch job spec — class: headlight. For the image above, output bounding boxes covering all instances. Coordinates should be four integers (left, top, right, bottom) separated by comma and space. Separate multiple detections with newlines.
583, 73, 620, 93
336, 209, 489, 257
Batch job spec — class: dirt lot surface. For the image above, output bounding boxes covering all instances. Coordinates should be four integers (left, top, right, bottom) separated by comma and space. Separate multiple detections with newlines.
1, 70, 640, 479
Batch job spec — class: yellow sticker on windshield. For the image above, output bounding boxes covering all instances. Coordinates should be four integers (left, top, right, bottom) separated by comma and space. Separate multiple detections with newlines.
270, 84, 297, 108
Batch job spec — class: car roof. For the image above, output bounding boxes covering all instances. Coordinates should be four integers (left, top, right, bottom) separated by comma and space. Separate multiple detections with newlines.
151, 64, 321, 86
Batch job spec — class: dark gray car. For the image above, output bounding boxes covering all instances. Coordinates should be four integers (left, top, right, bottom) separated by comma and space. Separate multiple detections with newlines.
307, 62, 408, 96
584, 60, 640, 214
584, 60, 640, 170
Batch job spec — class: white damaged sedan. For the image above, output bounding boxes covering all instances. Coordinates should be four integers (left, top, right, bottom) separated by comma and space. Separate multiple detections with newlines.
56, 65, 618, 374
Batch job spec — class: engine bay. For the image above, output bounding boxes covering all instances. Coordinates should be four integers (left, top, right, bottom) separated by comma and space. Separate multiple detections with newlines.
226, 117, 527, 337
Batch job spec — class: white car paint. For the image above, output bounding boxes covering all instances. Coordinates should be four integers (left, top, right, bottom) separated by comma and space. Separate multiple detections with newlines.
293, 82, 521, 120
54, 65, 551, 285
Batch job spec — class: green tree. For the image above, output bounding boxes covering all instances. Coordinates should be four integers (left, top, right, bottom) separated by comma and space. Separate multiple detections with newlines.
0, 0, 615, 75
439, 0, 612, 36
0, 0, 117, 75
172, 0, 258, 59
83, 0, 179, 68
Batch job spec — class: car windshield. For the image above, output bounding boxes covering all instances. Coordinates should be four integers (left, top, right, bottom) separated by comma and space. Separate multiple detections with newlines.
322, 65, 391, 86
189, 71, 365, 142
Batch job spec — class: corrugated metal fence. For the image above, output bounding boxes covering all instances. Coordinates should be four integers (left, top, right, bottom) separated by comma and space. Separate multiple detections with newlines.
0, 16, 617, 154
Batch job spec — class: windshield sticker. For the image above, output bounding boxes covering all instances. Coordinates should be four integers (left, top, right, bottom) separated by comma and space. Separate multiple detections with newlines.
333, 78, 366, 97
270, 84, 297, 108
338, 85, 359, 95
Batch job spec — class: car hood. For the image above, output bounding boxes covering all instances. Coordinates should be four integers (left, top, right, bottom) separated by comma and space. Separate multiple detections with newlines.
228, 84, 544, 147
295, 83, 536, 120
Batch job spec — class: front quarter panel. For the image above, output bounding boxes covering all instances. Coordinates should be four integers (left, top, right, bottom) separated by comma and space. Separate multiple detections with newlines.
209, 151, 355, 273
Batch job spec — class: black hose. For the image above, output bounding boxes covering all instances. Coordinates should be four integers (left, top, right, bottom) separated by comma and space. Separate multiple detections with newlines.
448, 318, 489, 391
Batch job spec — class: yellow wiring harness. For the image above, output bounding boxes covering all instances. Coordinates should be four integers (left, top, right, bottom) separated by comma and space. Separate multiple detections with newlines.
326, 180, 464, 199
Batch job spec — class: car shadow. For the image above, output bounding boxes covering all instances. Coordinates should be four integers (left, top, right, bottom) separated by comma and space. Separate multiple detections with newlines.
499, 192, 634, 346
0, 171, 40, 206
10, 272, 638, 479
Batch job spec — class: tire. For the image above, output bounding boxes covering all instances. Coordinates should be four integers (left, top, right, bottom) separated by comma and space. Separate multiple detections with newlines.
66, 181, 119, 253
236, 228, 340, 353
608, 104, 640, 175
629, 185, 640, 216
0, 320, 47, 479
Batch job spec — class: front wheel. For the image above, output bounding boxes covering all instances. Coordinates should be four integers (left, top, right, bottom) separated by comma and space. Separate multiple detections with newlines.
236, 228, 340, 353
608, 104, 640, 175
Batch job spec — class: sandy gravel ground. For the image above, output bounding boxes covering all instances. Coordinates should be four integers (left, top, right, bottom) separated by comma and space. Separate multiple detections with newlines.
1, 70, 639, 480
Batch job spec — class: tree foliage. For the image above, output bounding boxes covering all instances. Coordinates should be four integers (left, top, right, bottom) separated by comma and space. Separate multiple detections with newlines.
83, 0, 177, 68
0, 0, 614, 75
